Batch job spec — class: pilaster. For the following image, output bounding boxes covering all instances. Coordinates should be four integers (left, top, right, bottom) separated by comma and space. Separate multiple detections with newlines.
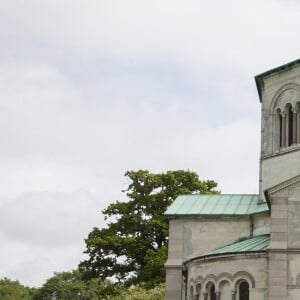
268, 193, 288, 300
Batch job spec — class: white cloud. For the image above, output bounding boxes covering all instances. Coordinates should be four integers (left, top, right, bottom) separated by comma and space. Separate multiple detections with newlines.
0, 235, 88, 287
0, 190, 103, 246
0, 189, 106, 286
1, 0, 300, 72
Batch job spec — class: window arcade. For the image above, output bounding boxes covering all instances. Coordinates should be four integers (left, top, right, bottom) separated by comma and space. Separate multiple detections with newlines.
273, 85, 300, 150
189, 273, 254, 300
277, 103, 299, 149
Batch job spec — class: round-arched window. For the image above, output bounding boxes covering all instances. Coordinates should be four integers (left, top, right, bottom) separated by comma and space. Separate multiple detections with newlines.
210, 284, 216, 300
239, 281, 249, 300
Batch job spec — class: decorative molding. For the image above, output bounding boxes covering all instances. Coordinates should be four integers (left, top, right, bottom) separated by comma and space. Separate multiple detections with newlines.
216, 272, 233, 290
195, 275, 204, 285
267, 175, 300, 198
203, 274, 217, 288
185, 252, 267, 266
295, 272, 300, 286
217, 272, 233, 283
233, 271, 255, 288
189, 271, 255, 291
270, 83, 300, 114
288, 285, 300, 289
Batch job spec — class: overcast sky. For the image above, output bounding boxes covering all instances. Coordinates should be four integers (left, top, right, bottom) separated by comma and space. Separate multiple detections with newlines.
1, 0, 300, 287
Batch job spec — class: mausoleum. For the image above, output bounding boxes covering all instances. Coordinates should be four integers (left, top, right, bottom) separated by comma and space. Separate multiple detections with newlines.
165, 59, 300, 300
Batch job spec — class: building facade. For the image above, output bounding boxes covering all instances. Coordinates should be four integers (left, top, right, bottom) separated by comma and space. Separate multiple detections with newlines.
165, 59, 300, 300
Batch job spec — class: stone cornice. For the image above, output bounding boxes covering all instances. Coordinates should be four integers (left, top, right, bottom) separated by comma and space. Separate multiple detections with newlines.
184, 252, 267, 267
266, 175, 300, 198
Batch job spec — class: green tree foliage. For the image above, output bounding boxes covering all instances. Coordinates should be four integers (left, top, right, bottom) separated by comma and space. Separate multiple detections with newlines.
32, 270, 116, 300
0, 278, 35, 300
104, 283, 165, 300
79, 170, 218, 287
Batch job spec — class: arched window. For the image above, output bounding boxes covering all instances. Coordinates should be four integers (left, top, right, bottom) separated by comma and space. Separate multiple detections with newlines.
277, 105, 299, 149
189, 285, 194, 300
195, 284, 201, 300
272, 86, 300, 150
288, 105, 293, 146
278, 109, 283, 148
239, 281, 249, 300
210, 284, 216, 300
297, 102, 300, 144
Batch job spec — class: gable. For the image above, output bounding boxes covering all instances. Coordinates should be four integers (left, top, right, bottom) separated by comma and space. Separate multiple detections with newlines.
264, 174, 300, 208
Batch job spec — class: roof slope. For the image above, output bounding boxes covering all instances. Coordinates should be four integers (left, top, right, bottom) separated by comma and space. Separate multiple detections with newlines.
255, 58, 300, 102
165, 194, 269, 218
200, 234, 270, 258
185, 234, 270, 265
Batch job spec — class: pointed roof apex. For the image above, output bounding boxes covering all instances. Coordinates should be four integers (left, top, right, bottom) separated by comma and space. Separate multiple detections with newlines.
264, 174, 300, 210
255, 58, 300, 102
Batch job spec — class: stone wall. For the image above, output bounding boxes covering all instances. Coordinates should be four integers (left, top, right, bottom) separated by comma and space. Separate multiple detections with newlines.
268, 179, 300, 299
165, 215, 269, 300
187, 254, 268, 300
262, 149, 300, 194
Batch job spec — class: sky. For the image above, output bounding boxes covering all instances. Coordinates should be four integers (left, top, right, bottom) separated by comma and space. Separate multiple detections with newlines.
1, 0, 300, 287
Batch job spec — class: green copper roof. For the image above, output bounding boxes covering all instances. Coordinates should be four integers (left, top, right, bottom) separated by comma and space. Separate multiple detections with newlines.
255, 58, 300, 102
255, 58, 300, 81
200, 234, 270, 258
165, 194, 269, 218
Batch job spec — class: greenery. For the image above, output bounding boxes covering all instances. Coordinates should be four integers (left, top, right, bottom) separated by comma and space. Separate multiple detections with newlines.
79, 170, 218, 287
0, 272, 164, 300
103, 283, 165, 300
32, 270, 116, 300
0, 170, 218, 299
0, 278, 36, 300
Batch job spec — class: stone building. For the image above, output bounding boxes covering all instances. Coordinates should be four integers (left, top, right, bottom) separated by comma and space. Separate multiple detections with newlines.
165, 59, 300, 300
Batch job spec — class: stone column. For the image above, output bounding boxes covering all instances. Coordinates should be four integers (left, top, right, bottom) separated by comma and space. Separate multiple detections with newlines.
231, 289, 236, 300
203, 292, 208, 300
293, 108, 298, 144
281, 112, 286, 147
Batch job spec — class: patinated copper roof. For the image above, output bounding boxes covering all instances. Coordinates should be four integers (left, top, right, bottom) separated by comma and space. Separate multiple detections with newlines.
165, 194, 269, 218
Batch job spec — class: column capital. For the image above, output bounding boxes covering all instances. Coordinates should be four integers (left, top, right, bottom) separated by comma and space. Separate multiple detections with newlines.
281, 112, 287, 118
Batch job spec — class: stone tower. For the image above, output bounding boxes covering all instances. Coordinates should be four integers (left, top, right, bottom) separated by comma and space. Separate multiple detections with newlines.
255, 59, 300, 201
256, 59, 300, 300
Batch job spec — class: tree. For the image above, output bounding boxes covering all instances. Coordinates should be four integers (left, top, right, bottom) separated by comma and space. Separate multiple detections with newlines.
32, 270, 116, 300
79, 170, 218, 287
103, 283, 165, 300
0, 278, 35, 300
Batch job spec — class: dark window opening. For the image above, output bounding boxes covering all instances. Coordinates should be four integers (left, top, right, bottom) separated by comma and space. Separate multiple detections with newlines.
210, 285, 216, 300
289, 106, 293, 146
239, 281, 249, 300
279, 113, 283, 147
